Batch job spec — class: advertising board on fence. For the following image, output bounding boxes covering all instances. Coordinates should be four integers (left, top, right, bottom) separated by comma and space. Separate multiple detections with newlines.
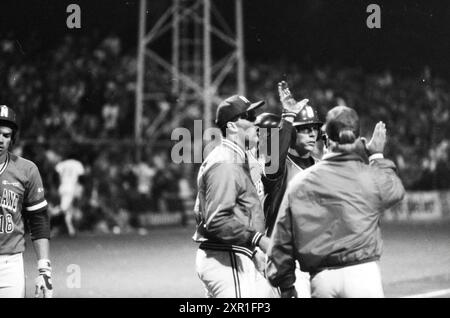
383, 190, 450, 222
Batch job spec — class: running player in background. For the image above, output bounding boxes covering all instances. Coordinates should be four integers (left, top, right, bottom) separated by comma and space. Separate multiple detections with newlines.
0, 105, 53, 298
55, 153, 85, 237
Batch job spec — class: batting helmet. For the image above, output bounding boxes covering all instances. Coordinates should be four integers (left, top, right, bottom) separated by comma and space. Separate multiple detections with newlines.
0, 105, 18, 131
292, 104, 323, 128
255, 113, 281, 129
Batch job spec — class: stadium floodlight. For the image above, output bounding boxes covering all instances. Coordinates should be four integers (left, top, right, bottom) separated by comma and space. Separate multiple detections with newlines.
135, 0, 245, 159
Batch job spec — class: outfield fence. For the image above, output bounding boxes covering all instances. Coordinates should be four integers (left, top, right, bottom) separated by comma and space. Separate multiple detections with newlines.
383, 190, 450, 223
149, 190, 450, 227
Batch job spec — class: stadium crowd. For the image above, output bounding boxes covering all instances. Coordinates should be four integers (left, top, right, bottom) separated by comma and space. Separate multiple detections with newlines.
0, 34, 449, 234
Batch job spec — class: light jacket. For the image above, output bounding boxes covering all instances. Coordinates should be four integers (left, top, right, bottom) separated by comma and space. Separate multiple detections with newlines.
192, 139, 265, 258
266, 149, 405, 288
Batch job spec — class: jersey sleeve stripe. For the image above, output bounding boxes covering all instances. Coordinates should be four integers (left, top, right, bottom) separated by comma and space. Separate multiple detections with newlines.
251, 232, 263, 247
25, 200, 48, 212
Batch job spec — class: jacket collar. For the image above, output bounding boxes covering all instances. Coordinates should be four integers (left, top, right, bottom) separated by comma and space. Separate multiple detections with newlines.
222, 138, 246, 161
322, 151, 367, 163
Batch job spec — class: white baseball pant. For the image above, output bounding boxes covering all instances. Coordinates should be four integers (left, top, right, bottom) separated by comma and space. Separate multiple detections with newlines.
294, 263, 311, 298
196, 248, 279, 298
0, 253, 25, 298
310, 261, 384, 298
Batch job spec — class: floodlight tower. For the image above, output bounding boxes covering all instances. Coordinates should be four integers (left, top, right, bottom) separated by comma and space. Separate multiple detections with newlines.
135, 0, 246, 157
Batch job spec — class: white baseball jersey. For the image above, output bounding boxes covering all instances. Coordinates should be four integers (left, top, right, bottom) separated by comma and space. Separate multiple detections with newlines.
55, 159, 84, 191
132, 162, 156, 194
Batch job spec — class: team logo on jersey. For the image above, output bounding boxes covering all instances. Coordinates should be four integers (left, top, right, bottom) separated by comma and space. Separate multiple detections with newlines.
1, 188, 19, 213
0, 106, 8, 117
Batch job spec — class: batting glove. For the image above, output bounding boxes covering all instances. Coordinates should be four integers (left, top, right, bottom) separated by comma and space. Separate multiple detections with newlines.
278, 81, 297, 109
278, 81, 309, 116
35, 259, 53, 298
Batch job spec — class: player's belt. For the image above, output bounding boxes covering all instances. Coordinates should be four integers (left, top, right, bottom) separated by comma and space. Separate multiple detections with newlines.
199, 242, 256, 259
0, 253, 23, 263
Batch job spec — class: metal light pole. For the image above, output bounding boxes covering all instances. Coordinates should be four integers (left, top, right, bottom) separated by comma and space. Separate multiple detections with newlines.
203, 0, 212, 130
135, 0, 147, 161
172, 0, 180, 95
235, 0, 245, 96
136, 0, 246, 151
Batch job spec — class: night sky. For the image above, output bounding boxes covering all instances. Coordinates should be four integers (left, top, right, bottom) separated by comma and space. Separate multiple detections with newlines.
1, 0, 450, 76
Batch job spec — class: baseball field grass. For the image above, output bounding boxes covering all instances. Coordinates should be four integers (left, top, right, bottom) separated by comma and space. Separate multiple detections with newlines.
23, 221, 450, 298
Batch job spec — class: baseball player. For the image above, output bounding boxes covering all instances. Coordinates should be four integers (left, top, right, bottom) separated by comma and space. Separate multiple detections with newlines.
266, 106, 405, 298
0, 105, 53, 298
192, 95, 277, 298
259, 81, 323, 236
55, 154, 85, 236
243, 88, 308, 298
254, 81, 323, 298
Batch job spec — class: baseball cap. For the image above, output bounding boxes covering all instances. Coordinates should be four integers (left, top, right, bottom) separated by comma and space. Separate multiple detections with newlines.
0, 105, 18, 131
323, 106, 360, 142
215, 95, 265, 128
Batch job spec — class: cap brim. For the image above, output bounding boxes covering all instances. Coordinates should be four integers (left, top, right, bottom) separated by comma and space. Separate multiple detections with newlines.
246, 100, 265, 111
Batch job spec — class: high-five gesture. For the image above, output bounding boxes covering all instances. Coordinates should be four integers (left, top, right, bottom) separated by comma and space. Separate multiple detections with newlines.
365, 121, 387, 155
278, 80, 296, 109
278, 81, 309, 114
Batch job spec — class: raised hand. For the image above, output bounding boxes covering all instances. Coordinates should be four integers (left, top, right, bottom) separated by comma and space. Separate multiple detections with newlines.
292, 98, 309, 114
278, 81, 296, 109
365, 121, 387, 155
278, 81, 308, 114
